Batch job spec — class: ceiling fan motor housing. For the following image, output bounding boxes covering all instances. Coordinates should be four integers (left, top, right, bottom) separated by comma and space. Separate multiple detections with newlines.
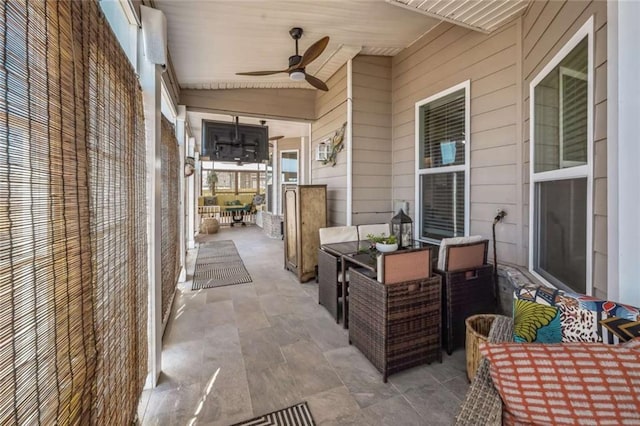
288, 55, 303, 68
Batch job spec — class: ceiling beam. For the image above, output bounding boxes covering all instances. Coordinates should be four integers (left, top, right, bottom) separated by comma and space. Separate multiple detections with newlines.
181, 88, 316, 122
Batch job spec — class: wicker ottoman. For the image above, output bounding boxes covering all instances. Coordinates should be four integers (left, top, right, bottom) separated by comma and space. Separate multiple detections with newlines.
465, 314, 496, 381
201, 218, 219, 234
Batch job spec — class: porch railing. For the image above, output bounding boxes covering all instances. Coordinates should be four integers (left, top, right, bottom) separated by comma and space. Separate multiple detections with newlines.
198, 206, 256, 226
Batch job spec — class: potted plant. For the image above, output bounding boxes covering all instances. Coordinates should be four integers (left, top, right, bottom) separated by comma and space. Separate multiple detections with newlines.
206, 171, 218, 195
366, 233, 398, 253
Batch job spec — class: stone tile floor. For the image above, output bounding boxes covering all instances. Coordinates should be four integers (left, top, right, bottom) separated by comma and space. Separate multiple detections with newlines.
138, 226, 469, 425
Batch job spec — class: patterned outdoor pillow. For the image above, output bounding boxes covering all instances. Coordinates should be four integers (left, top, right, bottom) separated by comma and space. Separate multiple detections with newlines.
513, 299, 562, 343
600, 317, 640, 342
557, 292, 640, 344
480, 339, 640, 426
513, 284, 640, 344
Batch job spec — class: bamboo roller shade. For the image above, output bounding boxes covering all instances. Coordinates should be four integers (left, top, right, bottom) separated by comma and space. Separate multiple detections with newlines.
161, 116, 180, 325
0, 1, 148, 423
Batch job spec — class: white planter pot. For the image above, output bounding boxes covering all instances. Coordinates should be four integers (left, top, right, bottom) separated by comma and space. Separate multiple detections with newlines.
375, 242, 398, 253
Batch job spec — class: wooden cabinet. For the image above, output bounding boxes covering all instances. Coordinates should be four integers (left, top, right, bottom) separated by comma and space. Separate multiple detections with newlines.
283, 184, 327, 282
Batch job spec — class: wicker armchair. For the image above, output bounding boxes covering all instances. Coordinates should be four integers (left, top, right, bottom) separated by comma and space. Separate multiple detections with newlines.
455, 315, 513, 426
348, 248, 441, 382
435, 239, 496, 355
317, 226, 358, 322
317, 249, 341, 322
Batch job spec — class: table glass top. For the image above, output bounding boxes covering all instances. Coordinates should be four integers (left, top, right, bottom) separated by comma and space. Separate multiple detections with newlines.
321, 240, 439, 271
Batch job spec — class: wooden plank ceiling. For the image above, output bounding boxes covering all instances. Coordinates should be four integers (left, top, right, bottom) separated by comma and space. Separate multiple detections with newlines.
386, 0, 529, 33
154, 0, 441, 90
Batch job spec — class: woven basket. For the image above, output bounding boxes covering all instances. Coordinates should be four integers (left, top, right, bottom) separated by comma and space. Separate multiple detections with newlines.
201, 218, 220, 234
465, 314, 496, 382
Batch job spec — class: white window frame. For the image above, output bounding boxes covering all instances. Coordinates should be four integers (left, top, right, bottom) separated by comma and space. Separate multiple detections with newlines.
100, 0, 139, 69
528, 17, 594, 294
278, 149, 299, 215
414, 80, 471, 244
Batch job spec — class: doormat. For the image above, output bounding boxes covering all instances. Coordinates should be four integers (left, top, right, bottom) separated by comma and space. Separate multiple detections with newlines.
192, 240, 252, 289
232, 402, 315, 426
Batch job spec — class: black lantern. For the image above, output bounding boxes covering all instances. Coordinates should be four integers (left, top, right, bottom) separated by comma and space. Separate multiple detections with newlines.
391, 209, 413, 249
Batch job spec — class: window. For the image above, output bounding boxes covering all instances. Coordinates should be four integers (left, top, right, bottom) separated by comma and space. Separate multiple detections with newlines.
215, 171, 236, 192
281, 150, 299, 184
416, 82, 470, 242
277, 150, 298, 215
239, 172, 258, 192
266, 162, 274, 213
202, 167, 264, 195
201, 169, 214, 196
530, 19, 592, 294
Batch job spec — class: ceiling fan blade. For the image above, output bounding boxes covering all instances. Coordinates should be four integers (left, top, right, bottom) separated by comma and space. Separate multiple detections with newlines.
305, 73, 328, 91
269, 135, 285, 141
236, 70, 288, 76
297, 36, 329, 69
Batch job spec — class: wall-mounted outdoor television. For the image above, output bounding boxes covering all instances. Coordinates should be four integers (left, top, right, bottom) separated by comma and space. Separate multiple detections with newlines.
201, 119, 269, 164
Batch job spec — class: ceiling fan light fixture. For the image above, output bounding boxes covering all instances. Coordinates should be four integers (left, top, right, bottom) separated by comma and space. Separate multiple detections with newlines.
289, 70, 305, 81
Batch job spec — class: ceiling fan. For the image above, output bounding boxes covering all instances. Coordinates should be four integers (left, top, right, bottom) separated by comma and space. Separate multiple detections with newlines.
236, 27, 329, 91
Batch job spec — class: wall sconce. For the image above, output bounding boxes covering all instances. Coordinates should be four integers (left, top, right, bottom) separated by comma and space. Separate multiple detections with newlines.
315, 140, 331, 162
184, 156, 195, 177
315, 122, 346, 167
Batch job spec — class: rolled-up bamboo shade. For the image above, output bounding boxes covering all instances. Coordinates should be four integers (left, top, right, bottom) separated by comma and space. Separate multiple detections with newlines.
82, 1, 148, 423
161, 116, 180, 324
0, 0, 147, 423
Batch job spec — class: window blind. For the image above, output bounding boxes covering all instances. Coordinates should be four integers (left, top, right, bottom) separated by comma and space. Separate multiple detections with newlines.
560, 72, 587, 164
421, 90, 465, 168
161, 116, 180, 325
421, 172, 465, 240
0, 1, 148, 423
84, 0, 148, 422
418, 87, 467, 240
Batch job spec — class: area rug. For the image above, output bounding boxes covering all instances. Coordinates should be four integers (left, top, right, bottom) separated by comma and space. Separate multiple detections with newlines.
232, 402, 315, 426
192, 240, 252, 290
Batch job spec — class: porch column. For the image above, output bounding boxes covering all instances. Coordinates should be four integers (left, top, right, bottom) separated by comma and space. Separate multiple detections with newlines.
272, 139, 279, 214
176, 106, 187, 282
195, 151, 201, 234
140, 5, 166, 388
608, 1, 640, 307
346, 59, 353, 226
187, 136, 196, 249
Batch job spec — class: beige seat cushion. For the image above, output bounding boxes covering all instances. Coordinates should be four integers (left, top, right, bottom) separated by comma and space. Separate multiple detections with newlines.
357, 223, 391, 240
437, 235, 484, 270
319, 226, 358, 245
